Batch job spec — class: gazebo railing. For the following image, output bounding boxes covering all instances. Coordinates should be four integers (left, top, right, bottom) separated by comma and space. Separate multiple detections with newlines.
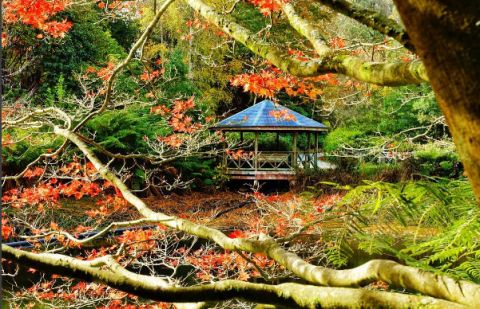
257, 151, 293, 170
225, 154, 255, 170
224, 151, 321, 172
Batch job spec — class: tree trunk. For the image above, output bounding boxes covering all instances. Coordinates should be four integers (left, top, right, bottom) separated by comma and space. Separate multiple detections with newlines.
393, 1, 480, 202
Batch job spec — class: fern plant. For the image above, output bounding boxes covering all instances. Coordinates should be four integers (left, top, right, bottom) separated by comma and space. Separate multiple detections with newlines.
321, 178, 480, 283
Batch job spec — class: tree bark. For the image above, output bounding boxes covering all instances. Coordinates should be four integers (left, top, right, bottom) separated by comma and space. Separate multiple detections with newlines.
393, 1, 480, 202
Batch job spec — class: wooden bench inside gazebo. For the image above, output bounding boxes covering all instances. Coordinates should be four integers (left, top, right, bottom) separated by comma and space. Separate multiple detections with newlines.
210, 100, 328, 181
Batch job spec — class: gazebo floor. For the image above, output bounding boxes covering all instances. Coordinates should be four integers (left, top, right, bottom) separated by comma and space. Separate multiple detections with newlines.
226, 169, 296, 180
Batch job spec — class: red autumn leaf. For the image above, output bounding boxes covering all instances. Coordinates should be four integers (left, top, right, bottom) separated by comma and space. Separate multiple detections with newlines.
2, 219, 14, 239
247, 0, 285, 16
269, 109, 297, 122
27, 268, 37, 274
50, 221, 59, 230
24, 167, 44, 179
157, 134, 183, 148
4, 0, 73, 37
329, 37, 346, 49
231, 67, 326, 100
228, 230, 246, 239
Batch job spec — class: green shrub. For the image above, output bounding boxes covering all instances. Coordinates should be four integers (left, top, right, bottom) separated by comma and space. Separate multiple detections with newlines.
174, 157, 219, 189
358, 162, 400, 178
412, 142, 460, 177
2, 131, 63, 174
324, 128, 364, 152
85, 106, 171, 154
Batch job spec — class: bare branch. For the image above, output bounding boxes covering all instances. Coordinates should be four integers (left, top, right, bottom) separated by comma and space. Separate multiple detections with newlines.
4, 107, 72, 129
22, 218, 171, 247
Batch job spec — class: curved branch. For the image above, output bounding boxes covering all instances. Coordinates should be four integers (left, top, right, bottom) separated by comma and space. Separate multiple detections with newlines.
54, 126, 166, 218
22, 218, 170, 247
185, 0, 427, 85
265, 247, 480, 307
314, 0, 414, 51
2, 245, 466, 309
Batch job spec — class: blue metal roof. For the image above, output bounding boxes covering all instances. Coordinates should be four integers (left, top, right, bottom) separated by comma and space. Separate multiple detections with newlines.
212, 100, 327, 131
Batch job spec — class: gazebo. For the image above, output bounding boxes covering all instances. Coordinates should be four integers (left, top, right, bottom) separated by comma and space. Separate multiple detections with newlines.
211, 99, 328, 181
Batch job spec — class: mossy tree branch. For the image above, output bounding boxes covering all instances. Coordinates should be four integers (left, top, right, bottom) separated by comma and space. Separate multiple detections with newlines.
2, 245, 468, 309
185, 0, 427, 85
279, 1, 331, 57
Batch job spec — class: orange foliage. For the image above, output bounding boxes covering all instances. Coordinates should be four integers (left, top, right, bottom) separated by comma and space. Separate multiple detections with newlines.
226, 149, 254, 160
247, 0, 288, 16
150, 105, 171, 116
231, 66, 336, 99
2, 32, 8, 47
120, 229, 156, 253
2, 133, 14, 148
186, 248, 273, 282
329, 37, 346, 49
2, 218, 14, 240
150, 96, 205, 148
96, 62, 116, 81
139, 69, 162, 82
156, 134, 184, 148
228, 229, 247, 239
4, 0, 72, 38
313, 193, 343, 212
23, 167, 45, 179
2, 161, 125, 216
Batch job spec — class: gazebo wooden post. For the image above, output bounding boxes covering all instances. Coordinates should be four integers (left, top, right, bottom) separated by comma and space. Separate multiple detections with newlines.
307, 132, 311, 170
222, 131, 227, 168
240, 131, 244, 144
276, 132, 280, 149
254, 132, 259, 171
292, 132, 298, 168
315, 132, 319, 170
